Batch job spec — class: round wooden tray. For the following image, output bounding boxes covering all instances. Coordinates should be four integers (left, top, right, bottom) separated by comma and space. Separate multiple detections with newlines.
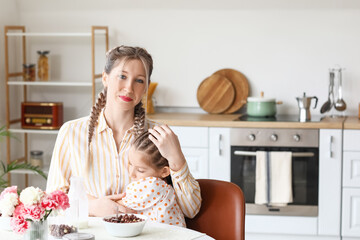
197, 74, 235, 114
214, 68, 249, 114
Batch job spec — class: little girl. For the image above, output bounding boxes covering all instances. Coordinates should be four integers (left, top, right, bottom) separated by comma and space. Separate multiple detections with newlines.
121, 131, 186, 227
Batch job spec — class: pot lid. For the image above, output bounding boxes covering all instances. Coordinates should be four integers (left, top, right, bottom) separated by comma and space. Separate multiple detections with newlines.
247, 91, 275, 102
247, 97, 275, 102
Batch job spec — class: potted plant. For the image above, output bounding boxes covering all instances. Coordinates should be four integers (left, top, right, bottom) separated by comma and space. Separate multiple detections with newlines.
0, 125, 47, 190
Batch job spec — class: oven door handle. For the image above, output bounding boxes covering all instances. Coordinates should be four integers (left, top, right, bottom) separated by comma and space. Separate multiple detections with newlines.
233, 151, 315, 158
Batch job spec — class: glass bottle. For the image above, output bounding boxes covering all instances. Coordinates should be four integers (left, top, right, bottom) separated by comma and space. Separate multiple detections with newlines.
30, 150, 43, 168
23, 64, 36, 81
37, 51, 50, 81
66, 177, 89, 229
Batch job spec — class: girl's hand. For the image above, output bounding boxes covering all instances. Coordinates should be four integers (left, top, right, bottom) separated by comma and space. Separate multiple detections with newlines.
148, 125, 186, 171
88, 193, 135, 217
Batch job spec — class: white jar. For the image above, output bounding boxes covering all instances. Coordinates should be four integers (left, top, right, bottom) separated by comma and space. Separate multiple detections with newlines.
30, 150, 43, 168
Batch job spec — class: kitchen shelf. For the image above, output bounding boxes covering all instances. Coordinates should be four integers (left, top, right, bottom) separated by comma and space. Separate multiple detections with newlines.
11, 167, 49, 175
9, 127, 59, 135
7, 79, 102, 87
4, 25, 109, 187
6, 32, 106, 37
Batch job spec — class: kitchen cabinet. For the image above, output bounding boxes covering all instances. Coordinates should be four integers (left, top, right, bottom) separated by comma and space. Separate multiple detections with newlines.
170, 126, 231, 180
342, 188, 360, 238
4, 26, 108, 187
342, 130, 360, 238
318, 129, 342, 237
208, 127, 230, 181
170, 126, 209, 179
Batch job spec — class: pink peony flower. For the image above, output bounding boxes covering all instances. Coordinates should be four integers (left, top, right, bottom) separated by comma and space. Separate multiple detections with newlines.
13, 203, 25, 217
45, 190, 70, 211
22, 204, 45, 221
41, 196, 58, 210
10, 215, 29, 234
0, 186, 18, 200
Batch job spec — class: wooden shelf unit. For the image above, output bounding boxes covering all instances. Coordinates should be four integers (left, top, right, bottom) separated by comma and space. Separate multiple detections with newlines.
4, 25, 109, 186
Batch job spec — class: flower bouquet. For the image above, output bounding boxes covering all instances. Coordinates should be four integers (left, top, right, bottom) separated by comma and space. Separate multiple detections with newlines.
0, 186, 70, 240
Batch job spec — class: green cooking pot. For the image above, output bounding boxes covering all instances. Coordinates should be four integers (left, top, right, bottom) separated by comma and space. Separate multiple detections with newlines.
247, 97, 280, 117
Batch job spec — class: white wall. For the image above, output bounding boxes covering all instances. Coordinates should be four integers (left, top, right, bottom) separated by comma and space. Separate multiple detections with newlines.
11, 0, 360, 116
1, 0, 360, 117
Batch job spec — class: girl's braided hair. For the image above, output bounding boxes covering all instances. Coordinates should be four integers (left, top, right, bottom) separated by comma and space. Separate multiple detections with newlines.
133, 131, 172, 185
86, 46, 153, 174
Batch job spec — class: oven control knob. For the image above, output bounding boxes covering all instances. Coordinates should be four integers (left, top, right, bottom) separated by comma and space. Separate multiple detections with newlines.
293, 134, 301, 142
248, 134, 256, 141
270, 134, 278, 141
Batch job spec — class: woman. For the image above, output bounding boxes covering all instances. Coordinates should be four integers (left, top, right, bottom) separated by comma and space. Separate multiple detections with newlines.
46, 46, 201, 218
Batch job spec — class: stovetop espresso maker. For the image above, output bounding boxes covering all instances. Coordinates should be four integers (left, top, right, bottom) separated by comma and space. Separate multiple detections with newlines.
296, 92, 318, 122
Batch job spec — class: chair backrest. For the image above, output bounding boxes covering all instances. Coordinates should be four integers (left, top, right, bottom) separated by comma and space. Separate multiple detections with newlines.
186, 179, 245, 240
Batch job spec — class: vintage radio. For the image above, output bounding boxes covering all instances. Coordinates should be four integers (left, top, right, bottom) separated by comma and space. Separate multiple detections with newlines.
21, 102, 63, 130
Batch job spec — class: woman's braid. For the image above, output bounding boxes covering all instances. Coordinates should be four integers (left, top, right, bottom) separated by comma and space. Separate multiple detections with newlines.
88, 88, 107, 148
133, 101, 146, 137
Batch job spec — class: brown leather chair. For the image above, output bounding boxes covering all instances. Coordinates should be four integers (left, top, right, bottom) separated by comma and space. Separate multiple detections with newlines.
186, 179, 245, 240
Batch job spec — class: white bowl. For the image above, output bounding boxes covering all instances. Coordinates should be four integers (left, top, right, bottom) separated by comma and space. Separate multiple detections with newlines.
102, 214, 147, 237
0, 216, 12, 231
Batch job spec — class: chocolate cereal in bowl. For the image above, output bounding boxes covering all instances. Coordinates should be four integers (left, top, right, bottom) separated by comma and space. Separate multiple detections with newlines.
103, 213, 147, 237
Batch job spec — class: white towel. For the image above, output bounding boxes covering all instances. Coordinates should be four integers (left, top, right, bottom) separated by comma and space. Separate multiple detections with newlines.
255, 151, 293, 206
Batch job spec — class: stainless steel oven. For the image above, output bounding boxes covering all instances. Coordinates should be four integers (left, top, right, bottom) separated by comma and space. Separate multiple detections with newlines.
230, 128, 319, 217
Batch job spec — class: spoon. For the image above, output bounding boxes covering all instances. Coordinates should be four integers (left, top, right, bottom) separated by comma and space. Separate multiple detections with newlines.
334, 69, 347, 111
320, 72, 334, 114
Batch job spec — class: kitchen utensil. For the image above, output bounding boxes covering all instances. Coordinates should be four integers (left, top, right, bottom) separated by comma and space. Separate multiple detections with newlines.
334, 68, 346, 111
213, 68, 249, 113
296, 92, 318, 122
145, 82, 158, 114
246, 92, 282, 117
320, 72, 335, 114
197, 74, 235, 114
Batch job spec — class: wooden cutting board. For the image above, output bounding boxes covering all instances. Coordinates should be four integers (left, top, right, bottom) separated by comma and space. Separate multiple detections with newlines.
197, 74, 235, 114
214, 68, 249, 114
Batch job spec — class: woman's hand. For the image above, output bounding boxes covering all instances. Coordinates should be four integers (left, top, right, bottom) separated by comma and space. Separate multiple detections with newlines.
88, 193, 135, 217
148, 125, 186, 171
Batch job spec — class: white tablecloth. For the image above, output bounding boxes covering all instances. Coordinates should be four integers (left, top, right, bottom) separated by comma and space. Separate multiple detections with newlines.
1, 217, 214, 240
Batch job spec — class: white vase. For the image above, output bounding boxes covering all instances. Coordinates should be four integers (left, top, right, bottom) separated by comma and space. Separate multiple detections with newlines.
0, 216, 12, 231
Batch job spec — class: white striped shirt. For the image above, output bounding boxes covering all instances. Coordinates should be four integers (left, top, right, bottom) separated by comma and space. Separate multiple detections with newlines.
46, 110, 201, 218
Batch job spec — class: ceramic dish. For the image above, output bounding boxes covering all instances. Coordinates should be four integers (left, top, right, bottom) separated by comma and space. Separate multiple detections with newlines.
102, 214, 148, 237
